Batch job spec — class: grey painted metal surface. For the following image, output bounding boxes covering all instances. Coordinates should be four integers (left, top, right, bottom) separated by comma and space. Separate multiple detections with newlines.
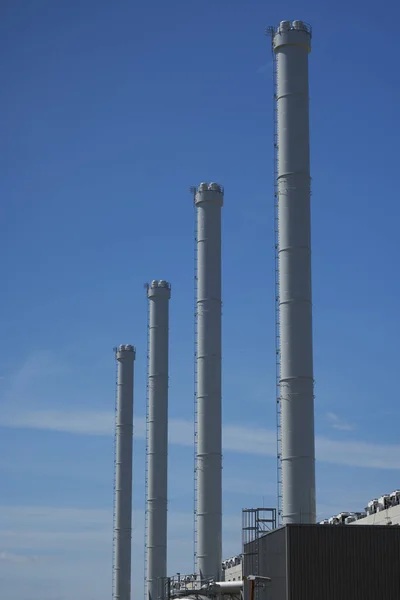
146, 280, 171, 600
273, 21, 316, 524
244, 524, 400, 600
287, 524, 400, 600
195, 182, 224, 580
243, 527, 286, 600
114, 344, 136, 600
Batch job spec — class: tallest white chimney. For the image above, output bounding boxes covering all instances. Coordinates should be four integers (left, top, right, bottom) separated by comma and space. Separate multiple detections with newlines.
273, 21, 316, 524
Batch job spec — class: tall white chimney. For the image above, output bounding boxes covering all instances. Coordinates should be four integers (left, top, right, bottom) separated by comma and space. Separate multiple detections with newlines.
113, 344, 136, 600
273, 20, 316, 524
146, 280, 171, 600
195, 182, 223, 580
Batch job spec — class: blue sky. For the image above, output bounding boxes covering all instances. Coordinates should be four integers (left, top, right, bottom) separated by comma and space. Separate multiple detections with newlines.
1, 0, 400, 598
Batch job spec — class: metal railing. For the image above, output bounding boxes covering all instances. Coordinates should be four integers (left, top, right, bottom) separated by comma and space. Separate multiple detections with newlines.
242, 508, 277, 600
190, 185, 199, 574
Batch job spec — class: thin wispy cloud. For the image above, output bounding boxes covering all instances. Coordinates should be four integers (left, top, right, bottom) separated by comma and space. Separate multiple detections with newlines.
0, 505, 113, 600
0, 410, 276, 453
0, 504, 243, 600
257, 62, 272, 75
0, 410, 115, 436
7, 351, 68, 396
1, 409, 399, 470
327, 412, 355, 431
0, 551, 41, 564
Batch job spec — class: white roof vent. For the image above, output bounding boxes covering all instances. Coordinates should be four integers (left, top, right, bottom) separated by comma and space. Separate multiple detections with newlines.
279, 20, 290, 31
292, 20, 305, 30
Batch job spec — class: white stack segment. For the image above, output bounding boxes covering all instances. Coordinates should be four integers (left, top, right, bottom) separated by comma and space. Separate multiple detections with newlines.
114, 344, 136, 600
273, 20, 316, 524
195, 182, 224, 580
146, 280, 171, 600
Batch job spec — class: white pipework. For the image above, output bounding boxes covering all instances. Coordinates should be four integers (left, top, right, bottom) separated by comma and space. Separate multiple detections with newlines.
210, 581, 243, 594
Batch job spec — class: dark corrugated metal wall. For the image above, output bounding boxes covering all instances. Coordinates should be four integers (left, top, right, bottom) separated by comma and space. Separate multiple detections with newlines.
287, 524, 400, 600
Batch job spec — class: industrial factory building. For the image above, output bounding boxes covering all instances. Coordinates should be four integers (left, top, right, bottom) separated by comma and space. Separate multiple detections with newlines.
242, 525, 400, 600
109, 18, 400, 600
224, 494, 400, 599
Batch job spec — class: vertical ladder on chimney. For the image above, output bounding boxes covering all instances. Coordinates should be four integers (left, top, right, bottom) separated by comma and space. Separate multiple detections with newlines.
144, 287, 150, 599
272, 37, 283, 526
112, 349, 118, 599
191, 187, 199, 574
